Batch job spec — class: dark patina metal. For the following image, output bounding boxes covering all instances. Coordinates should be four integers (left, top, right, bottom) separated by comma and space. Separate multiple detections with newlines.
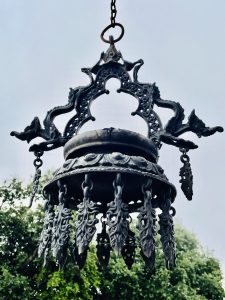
11, 40, 223, 270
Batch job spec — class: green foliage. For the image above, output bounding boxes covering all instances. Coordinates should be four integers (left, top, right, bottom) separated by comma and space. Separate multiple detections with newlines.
0, 177, 224, 299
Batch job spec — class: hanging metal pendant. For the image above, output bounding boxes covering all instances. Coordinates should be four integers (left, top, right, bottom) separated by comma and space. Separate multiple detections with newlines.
121, 229, 136, 269
38, 193, 55, 266
51, 181, 71, 268
107, 173, 129, 255
179, 148, 193, 200
140, 249, 156, 271
29, 151, 43, 207
73, 238, 88, 270
158, 190, 176, 269
137, 179, 156, 261
75, 174, 99, 255
96, 220, 111, 268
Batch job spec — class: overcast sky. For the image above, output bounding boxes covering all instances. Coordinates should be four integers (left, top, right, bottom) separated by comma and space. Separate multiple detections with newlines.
1, 0, 225, 281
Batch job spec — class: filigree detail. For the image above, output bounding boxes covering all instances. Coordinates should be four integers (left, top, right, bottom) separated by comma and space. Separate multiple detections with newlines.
96, 221, 111, 268
179, 148, 193, 200
158, 191, 176, 269
75, 174, 99, 255
38, 194, 55, 265
137, 179, 156, 259
10, 84, 92, 152
121, 229, 136, 269
51, 181, 71, 268
11, 41, 223, 153
107, 173, 129, 255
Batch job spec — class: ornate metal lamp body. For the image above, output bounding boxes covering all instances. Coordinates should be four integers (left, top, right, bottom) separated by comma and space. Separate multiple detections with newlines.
11, 41, 223, 270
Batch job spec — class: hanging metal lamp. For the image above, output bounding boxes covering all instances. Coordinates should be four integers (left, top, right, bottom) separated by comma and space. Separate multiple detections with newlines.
11, 0, 223, 270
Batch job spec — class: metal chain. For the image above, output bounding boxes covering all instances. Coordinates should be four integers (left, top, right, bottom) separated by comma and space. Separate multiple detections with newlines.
100, 0, 124, 44
179, 148, 190, 163
141, 178, 153, 202
111, 0, 117, 27
113, 173, 123, 200
82, 174, 93, 200
29, 151, 43, 207
58, 181, 68, 205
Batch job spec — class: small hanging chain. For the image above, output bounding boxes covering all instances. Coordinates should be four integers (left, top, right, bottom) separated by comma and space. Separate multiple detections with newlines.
29, 151, 43, 207
179, 148, 193, 201
101, 0, 124, 44
111, 0, 117, 27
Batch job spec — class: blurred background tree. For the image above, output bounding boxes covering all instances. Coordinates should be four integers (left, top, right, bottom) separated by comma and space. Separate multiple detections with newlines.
0, 177, 224, 300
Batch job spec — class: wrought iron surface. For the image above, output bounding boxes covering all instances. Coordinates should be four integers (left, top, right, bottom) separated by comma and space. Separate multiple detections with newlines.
51, 181, 71, 268
11, 43, 223, 153
75, 174, 99, 255
137, 179, 156, 260
107, 173, 129, 255
158, 191, 176, 269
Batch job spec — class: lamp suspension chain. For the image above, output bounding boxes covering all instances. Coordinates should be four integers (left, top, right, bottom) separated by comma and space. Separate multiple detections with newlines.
110, 0, 117, 26
101, 0, 124, 44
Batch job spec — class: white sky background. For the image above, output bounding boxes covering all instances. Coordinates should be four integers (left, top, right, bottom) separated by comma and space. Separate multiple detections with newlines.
1, 0, 225, 280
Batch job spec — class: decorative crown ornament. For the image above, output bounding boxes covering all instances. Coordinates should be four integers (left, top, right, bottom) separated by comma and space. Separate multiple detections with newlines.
11, 1, 223, 270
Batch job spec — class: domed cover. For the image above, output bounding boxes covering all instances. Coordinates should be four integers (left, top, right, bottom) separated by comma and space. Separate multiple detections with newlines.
64, 128, 159, 163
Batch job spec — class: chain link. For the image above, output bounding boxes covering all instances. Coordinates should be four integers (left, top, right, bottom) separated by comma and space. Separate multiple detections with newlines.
113, 173, 123, 199
82, 174, 93, 199
111, 0, 117, 26
179, 148, 190, 163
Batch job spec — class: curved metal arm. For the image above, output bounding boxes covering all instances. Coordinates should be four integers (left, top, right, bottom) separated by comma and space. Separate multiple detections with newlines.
11, 42, 223, 154
154, 95, 223, 149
